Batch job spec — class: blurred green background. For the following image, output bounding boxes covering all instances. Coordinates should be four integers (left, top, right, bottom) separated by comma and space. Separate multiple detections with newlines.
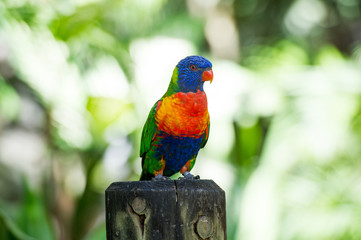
1, 0, 361, 239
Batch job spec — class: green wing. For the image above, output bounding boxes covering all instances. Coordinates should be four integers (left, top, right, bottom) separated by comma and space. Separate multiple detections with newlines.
140, 100, 160, 158
200, 120, 210, 149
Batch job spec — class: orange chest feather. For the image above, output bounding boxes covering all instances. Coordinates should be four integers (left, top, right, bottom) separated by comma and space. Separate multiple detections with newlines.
155, 90, 209, 137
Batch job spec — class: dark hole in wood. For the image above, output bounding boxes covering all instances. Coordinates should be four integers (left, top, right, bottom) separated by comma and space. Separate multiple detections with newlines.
138, 214, 146, 236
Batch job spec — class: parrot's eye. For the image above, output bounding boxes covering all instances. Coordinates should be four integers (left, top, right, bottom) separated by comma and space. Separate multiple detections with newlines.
190, 65, 197, 71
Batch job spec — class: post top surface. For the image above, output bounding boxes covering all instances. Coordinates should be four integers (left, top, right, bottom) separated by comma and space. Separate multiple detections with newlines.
106, 179, 224, 194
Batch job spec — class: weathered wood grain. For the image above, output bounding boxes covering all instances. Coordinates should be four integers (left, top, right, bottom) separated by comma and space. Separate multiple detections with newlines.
105, 179, 226, 240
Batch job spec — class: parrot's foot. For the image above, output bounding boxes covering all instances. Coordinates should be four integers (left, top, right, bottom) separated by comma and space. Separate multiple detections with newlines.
152, 173, 170, 181
180, 171, 200, 180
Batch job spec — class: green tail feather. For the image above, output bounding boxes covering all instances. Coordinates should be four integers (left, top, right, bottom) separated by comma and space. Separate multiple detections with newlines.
139, 171, 153, 181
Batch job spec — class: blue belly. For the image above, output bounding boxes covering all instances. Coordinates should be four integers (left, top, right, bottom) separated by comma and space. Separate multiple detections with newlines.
155, 131, 203, 176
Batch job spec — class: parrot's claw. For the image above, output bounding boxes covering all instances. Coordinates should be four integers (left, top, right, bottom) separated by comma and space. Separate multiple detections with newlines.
180, 171, 200, 180
152, 174, 170, 181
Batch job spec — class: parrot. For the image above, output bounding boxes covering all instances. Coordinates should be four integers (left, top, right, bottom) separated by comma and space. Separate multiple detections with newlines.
139, 55, 213, 181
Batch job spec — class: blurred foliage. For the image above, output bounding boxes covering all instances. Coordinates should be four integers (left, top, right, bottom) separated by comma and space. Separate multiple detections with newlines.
1, 0, 361, 239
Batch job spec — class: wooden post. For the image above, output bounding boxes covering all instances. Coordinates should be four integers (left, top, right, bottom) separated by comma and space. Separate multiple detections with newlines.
105, 179, 226, 240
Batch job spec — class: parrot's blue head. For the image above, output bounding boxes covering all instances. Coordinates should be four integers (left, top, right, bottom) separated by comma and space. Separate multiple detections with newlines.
171, 55, 213, 93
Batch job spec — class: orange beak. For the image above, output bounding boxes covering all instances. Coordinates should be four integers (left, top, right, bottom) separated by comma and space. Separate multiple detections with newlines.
202, 69, 213, 83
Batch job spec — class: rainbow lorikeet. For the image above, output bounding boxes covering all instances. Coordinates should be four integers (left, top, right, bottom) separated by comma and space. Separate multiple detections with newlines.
139, 56, 213, 181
